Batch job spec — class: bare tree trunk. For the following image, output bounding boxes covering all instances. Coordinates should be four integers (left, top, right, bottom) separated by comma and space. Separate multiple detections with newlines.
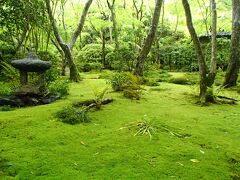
223, 0, 240, 87
134, 0, 163, 76
45, 0, 93, 82
182, 0, 208, 103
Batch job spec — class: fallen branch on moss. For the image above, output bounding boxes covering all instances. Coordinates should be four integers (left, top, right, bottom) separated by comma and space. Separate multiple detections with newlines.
73, 98, 113, 108
217, 96, 238, 102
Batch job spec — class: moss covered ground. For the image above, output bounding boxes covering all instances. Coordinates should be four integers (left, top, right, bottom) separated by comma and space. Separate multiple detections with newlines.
1, 72, 240, 179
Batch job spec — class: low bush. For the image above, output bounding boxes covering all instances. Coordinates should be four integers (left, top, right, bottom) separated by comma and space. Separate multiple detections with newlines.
98, 70, 115, 79
123, 88, 141, 100
143, 69, 171, 83
169, 75, 189, 85
56, 106, 90, 125
143, 78, 159, 86
108, 72, 131, 91
109, 72, 141, 90
78, 62, 103, 72
48, 79, 69, 97
109, 72, 142, 99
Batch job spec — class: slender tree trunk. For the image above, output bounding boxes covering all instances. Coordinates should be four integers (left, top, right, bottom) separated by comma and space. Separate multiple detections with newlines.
223, 0, 240, 87
45, 0, 93, 82
102, 30, 106, 68
174, 1, 179, 33
208, 0, 217, 86
161, 0, 165, 30
134, 0, 163, 76
182, 0, 208, 103
123, 0, 126, 9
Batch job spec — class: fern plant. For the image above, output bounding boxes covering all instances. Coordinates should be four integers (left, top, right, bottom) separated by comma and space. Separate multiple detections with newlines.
0, 61, 19, 81
92, 86, 109, 109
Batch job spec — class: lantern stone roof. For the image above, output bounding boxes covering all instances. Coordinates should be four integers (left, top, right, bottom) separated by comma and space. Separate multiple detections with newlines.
11, 52, 51, 72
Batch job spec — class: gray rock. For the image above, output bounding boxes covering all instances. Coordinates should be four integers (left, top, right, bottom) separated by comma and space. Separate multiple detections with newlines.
15, 85, 41, 96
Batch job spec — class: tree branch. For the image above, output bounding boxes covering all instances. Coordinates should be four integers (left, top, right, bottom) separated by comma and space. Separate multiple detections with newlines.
69, 0, 93, 50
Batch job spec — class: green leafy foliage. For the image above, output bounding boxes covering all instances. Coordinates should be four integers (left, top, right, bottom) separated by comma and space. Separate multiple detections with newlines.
109, 72, 140, 91
109, 72, 131, 91
38, 51, 61, 83
123, 88, 141, 100
106, 44, 136, 71
92, 87, 109, 109
56, 106, 90, 125
109, 72, 142, 99
76, 44, 113, 70
48, 79, 69, 97
0, 82, 16, 96
0, 61, 19, 82
78, 62, 103, 72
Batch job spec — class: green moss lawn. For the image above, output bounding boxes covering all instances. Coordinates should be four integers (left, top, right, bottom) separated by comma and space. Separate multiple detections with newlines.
1, 73, 240, 179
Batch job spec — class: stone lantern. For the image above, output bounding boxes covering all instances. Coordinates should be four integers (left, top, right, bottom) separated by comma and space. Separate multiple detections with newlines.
0, 53, 59, 107
11, 52, 51, 95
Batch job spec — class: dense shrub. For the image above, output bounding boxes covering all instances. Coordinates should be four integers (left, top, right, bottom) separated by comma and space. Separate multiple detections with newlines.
76, 44, 113, 71
143, 78, 159, 86
48, 79, 69, 97
143, 69, 171, 84
123, 88, 141, 100
98, 70, 115, 79
109, 72, 142, 99
109, 72, 140, 91
78, 62, 103, 72
148, 37, 231, 72
109, 72, 131, 91
56, 106, 90, 125
106, 44, 135, 71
